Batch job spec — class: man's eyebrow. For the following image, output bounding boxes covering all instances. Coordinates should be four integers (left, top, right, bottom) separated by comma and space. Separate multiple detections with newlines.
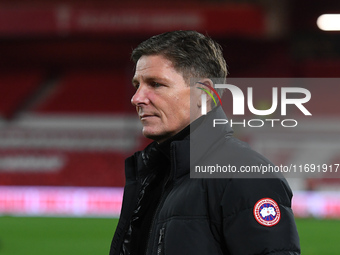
145, 76, 170, 84
132, 76, 170, 85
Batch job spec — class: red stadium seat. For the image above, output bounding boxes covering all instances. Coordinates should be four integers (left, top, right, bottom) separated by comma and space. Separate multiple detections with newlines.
33, 69, 135, 114
0, 70, 44, 119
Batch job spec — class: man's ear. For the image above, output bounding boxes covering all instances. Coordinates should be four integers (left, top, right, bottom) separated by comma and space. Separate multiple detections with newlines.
196, 79, 214, 111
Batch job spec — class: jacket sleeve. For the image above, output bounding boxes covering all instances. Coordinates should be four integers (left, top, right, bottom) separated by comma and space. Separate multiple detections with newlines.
220, 177, 301, 255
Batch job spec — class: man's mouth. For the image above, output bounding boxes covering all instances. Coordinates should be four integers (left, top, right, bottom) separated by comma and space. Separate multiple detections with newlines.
139, 114, 158, 120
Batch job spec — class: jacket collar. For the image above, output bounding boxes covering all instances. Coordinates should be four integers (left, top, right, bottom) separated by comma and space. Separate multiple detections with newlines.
126, 106, 233, 182
170, 106, 233, 180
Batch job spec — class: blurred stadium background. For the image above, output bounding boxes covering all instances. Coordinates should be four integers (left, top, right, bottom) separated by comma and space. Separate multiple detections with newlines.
0, 0, 340, 254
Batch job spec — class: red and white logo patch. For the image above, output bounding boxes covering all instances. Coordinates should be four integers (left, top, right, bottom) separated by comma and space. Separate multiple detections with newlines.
253, 198, 281, 227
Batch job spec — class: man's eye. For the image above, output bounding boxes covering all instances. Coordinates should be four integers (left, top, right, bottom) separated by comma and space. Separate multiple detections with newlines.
152, 82, 162, 87
134, 84, 140, 89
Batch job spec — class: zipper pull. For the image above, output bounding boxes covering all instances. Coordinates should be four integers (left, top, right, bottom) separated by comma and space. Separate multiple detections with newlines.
158, 227, 165, 244
157, 227, 165, 255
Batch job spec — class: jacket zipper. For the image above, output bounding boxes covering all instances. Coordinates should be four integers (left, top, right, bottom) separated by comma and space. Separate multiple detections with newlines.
145, 144, 176, 255
157, 227, 165, 255
144, 176, 173, 255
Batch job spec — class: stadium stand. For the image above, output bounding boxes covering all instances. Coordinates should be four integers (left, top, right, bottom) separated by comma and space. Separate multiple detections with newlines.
0, 70, 44, 119
33, 69, 135, 114
0, 68, 143, 187
299, 59, 340, 78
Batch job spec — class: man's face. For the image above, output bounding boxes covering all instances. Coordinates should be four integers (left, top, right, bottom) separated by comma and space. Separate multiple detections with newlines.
131, 55, 197, 143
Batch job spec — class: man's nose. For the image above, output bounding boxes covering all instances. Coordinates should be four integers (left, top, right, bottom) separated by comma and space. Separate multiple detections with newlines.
131, 85, 149, 106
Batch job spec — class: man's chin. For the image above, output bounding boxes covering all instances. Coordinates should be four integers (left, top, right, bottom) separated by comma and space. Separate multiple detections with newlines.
142, 129, 171, 143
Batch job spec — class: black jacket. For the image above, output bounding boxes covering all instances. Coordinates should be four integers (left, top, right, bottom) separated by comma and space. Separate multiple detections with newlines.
110, 106, 300, 255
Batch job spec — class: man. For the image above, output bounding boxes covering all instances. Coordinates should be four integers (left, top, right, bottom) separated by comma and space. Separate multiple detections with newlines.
110, 30, 300, 255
